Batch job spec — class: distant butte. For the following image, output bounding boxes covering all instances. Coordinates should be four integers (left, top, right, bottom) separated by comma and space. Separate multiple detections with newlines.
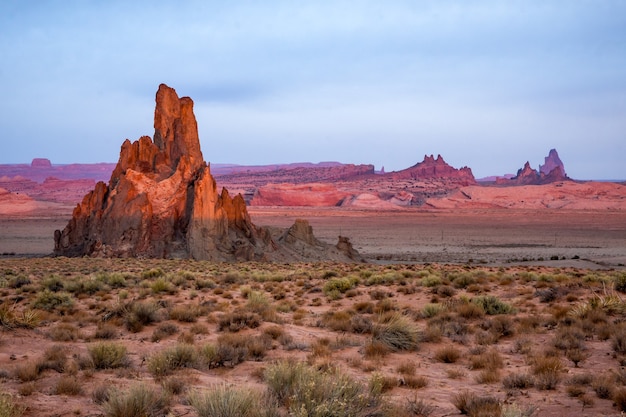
53, 84, 363, 262
497, 149, 569, 186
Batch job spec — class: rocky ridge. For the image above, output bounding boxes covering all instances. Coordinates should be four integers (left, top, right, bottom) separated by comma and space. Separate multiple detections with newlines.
53, 84, 361, 261
498, 149, 569, 186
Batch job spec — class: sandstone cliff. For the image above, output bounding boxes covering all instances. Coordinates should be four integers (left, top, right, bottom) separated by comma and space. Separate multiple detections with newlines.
54, 84, 361, 262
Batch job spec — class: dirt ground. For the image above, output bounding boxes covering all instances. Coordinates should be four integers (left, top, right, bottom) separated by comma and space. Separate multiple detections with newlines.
2, 206, 625, 270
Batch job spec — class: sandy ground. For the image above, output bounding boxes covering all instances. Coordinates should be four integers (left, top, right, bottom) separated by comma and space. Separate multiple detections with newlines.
1, 206, 625, 270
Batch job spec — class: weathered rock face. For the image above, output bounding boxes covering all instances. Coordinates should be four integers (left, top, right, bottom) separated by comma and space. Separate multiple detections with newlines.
54, 84, 362, 262
540, 149, 566, 177
388, 155, 476, 185
498, 150, 569, 186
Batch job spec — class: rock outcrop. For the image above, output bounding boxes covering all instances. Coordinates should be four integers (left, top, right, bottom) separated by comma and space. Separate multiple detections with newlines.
498, 150, 569, 186
54, 84, 362, 262
388, 155, 476, 185
540, 149, 566, 177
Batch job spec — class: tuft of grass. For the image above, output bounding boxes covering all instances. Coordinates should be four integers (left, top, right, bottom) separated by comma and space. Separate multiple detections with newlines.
217, 311, 261, 332
125, 301, 161, 332
148, 344, 196, 378
471, 296, 514, 315
0, 392, 25, 417
102, 383, 169, 417
88, 342, 129, 369
54, 376, 82, 395
434, 345, 462, 363
264, 360, 376, 417
189, 385, 269, 417
372, 313, 419, 351
453, 391, 501, 417
503, 373, 534, 389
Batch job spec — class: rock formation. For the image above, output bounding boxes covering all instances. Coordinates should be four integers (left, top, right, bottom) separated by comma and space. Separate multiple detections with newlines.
31, 158, 52, 168
388, 155, 476, 185
54, 84, 362, 262
540, 149, 566, 177
498, 149, 569, 186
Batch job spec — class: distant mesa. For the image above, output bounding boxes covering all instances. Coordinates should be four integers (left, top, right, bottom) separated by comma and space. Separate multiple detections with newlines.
387, 154, 476, 185
53, 84, 362, 262
31, 158, 52, 168
497, 149, 569, 186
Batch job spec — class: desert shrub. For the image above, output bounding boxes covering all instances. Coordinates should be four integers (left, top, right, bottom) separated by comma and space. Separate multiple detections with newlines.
92, 385, 112, 404
321, 310, 353, 332
363, 340, 391, 359
95, 323, 118, 340
125, 301, 161, 332
349, 314, 373, 334
0, 304, 40, 329
264, 360, 375, 417
373, 313, 419, 351
455, 302, 485, 319
141, 268, 164, 279
38, 344, 67, 373
7, 274, 31, 289
469, 348, 503, 371
48, 323, 80, 341
217, 311, 261, 332
322, 276, 358, 297
614, 272, 626, 293
403, 375, 429, 389
102, 383, 169, 417
614, 388, 626, 412
475, 369, 501, 384
483, 315, 515, 339
169, 305, 200, 322
503, 373, 534, 389
403, 396, 435, 416
32, 290, 74, 312
151, 322, 179, 342
54, 376, 82, 395
161, 376, 187, 396
148, 344, 196, 378
500, 403, 538, 417
421, 303, 446, 318
434, 345, 461, 363
353, 301, 374, 314
420, 275, 442, 287
14, 361, 40, 382
150, 277, 175, 294
97, 272, 127, 288
41, 275, 64, 292
452, 273, 476, 289
189, 385, 270, 417
592, 375, 614, 399
0, 392, 24, 417
88, 342, 129, 369
452, 391, 501, 417
396, 360, 416, 376
262, 325, 285, 340
612, 327, 626, 354
471, 296, 513, 315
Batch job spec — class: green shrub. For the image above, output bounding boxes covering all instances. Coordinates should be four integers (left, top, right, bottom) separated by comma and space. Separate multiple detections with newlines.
373, 313, 419, 351
102, 384, 168, 417
125, 301, 160, 332
88, 342, 129, 369
32, 290, 74, 312
471, 296, 514, 315
420, 275, 442, 287
322, 277, 358, 297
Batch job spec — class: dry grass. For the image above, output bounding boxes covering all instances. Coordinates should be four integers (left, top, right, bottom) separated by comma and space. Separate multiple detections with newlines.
0, 258, 625, 416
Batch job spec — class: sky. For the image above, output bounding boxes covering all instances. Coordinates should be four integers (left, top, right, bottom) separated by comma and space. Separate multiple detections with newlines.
1, 1, 625, 180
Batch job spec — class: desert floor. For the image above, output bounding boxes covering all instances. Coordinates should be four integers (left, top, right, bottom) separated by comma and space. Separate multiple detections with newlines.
1, 206, 625, 269
1, 207, 626, 417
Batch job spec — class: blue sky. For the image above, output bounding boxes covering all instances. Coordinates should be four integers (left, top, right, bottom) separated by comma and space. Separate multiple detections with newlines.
1, 1, 625, 179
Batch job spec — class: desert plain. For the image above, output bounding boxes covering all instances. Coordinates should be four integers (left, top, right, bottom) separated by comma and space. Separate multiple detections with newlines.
1, 203, 626, 417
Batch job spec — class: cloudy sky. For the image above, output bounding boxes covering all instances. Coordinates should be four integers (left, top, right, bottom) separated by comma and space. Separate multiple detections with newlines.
1, 1, 625, 179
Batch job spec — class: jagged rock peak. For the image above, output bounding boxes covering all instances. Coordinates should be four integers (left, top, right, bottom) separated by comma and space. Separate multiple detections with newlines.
54, 84, 362, 263
388, 154, 476, 185
539, 148, 566, 177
